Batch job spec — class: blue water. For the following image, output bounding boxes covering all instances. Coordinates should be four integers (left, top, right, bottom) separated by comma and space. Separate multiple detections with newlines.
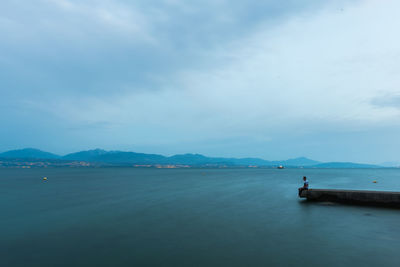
1, 168, 400, 266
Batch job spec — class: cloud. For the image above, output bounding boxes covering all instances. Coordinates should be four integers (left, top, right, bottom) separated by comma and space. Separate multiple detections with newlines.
177, 0, 400, 127
371, 94, 400, 109
1, 0, 399, 163
0, 0, 344, 96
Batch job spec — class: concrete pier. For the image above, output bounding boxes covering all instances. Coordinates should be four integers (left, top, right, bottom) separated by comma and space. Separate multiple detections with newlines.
299, 189, 400, 207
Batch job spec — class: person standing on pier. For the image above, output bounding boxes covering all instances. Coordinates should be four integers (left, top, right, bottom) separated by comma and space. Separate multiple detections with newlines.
298, 176, 309, 196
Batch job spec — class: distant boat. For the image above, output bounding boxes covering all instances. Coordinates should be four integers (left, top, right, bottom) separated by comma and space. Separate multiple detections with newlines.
277, 165, 284, 169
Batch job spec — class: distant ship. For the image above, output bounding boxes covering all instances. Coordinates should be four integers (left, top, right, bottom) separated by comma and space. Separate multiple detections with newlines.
277, 165, 284, 169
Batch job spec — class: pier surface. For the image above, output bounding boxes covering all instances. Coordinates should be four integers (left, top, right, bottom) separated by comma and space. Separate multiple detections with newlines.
300, 189, 400, 207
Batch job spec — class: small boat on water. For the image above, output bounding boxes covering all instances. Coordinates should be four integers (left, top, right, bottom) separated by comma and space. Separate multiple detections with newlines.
277, 165, 284, 169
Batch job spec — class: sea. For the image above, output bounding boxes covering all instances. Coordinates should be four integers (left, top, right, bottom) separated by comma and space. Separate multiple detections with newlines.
1, 168, 400, 267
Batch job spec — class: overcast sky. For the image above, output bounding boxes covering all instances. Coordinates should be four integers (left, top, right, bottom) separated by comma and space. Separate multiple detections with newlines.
1, 0, 399, 163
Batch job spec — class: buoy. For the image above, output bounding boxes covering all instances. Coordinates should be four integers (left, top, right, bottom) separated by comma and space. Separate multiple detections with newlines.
43, 177, 47, 181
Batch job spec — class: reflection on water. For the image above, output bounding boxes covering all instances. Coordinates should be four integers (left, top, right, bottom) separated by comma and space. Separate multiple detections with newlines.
0, 168, 400, 266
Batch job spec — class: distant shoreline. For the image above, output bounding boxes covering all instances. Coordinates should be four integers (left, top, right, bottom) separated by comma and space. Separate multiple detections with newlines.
0, 160, 394, 169
0, 148, 387, 169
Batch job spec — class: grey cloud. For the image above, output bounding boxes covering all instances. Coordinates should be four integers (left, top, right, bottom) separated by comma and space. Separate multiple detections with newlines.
371, 95, 400, 109
5, 0, 397, 164
0, 0, 350, 98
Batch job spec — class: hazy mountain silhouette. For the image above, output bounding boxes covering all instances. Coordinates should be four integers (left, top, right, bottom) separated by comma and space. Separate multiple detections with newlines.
0, 148, 383, 168
279, 157, 320, 166
63, 149, 166, 164
62, 150, 319, 166
0, 148, 60, 159
312, 162, 380, 168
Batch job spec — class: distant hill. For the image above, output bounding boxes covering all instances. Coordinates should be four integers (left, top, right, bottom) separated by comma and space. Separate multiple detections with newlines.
62, 149, 110, 161
167, 154, 224, 165
165, 154, 271, 166
165, 155, 319, 167
280, 157, 321, 166
380, 161, 400, 167
0, 148, 60, 159
0, 148, 384, 168
312, 162, 381, 169
63, 149, 167, 164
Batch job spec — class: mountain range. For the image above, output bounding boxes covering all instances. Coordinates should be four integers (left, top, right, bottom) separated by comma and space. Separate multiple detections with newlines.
0, 148, 383, 168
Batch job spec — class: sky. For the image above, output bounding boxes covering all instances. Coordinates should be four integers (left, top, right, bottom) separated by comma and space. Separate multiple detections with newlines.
1, 0, 400, 164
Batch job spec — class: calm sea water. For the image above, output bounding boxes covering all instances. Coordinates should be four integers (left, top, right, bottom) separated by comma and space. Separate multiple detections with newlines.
1, 168, 400, 267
